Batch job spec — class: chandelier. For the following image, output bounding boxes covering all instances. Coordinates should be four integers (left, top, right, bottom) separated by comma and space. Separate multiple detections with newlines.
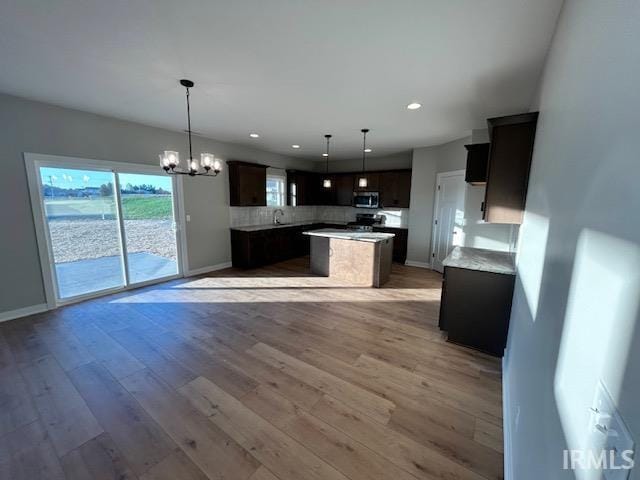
159, 79, 221, 177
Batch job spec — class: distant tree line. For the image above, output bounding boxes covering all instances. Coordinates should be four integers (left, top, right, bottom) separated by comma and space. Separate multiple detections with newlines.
43, 182, 169, 198
121, 183, 170, 195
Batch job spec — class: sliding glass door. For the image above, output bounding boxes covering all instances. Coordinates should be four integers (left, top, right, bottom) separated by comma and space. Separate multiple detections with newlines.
40, 166, 125, 299
118, 173, 178, 284
36, 163, 180, 303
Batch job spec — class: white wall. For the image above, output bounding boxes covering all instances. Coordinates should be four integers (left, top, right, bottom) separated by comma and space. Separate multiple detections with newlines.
505, 1, 640, 478
0, 93, 312, 315
407, 136, 516, 265
406, 146, 439, 265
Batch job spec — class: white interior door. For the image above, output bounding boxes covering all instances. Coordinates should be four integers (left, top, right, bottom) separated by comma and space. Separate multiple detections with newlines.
431, 170, 466, 272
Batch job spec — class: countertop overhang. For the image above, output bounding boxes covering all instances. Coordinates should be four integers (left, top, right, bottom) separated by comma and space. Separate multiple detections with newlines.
303, 228, 395, 243
443, 246, 516, 275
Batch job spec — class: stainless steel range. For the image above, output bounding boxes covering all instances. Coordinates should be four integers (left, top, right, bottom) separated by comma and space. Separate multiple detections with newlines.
347, 213, 384, 232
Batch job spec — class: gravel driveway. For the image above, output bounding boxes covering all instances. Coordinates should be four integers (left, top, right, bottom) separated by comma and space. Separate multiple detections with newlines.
48, 219, 177, 263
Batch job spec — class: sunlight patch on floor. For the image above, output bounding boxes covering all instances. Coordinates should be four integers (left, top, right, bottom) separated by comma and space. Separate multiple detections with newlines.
110, 275, 440, 304
171, 276, 438, 289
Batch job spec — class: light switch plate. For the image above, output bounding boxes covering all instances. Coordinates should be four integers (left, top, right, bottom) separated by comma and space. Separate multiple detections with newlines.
591, 381, 635, 479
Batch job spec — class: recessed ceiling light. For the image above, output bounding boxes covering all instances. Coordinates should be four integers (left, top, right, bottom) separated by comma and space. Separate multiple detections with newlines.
291, 144, 300, 149
364, 148, 372, 153
322, 153, 329, 157
407, 102, 422, 110
249, 133, 260, 138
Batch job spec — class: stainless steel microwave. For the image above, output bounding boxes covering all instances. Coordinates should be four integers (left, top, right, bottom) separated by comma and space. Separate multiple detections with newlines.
352, 191, 379, 208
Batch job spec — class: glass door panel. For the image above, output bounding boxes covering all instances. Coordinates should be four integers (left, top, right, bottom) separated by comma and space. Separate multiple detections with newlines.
118, 173, 179, 284
39, 166, 125, 300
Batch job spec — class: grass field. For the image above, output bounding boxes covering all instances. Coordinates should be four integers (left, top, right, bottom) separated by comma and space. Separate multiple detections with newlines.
121, 196, 173, 219
44, 195, 173, 219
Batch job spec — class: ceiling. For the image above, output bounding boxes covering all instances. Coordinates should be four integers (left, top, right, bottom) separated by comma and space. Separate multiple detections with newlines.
0, 0, 562, 159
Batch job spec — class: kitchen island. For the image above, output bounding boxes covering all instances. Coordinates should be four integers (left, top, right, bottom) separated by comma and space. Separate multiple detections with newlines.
303, 228, 395, 287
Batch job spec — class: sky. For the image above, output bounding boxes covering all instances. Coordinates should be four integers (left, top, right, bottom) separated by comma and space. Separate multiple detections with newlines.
40, 167, 172, 191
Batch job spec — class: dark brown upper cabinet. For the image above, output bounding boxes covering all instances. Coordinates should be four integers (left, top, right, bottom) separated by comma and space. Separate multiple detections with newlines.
379, 170, 412, 208
353, 172, 380, 192
334, 173, 355, 206
483, 112, 539, 224
227, 160, 268, 206
286, 168, 411, 207
316, 174, 337, 206
287, 170, 319, 206
464, 143, 490, 185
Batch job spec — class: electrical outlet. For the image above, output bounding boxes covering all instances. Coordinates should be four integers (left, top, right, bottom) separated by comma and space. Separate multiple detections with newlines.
591, 382, 635, 479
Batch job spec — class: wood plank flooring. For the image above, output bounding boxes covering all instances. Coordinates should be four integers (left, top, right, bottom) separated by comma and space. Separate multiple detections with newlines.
0, 257, 503, 480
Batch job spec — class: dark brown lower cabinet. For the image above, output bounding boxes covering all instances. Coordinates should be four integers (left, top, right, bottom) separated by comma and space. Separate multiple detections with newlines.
438, 266, 515, 356
373, 227, 408, 263
231, 224, 327, 269
231, 224, 408, 268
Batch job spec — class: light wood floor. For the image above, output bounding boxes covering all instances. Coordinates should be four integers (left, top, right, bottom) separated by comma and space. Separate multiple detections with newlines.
0, 257, 503, 480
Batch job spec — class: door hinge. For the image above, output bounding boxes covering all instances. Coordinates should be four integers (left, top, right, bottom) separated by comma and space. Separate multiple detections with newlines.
434, 219, 438, 225
438, 185, 441, 190
432, 252, 435, 258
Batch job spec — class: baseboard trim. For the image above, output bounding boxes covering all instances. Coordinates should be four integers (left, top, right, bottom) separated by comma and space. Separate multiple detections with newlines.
0, 303, 49, 323
186, 262, 233, 277
404, 260, 432, 269
502, 356, 513, 480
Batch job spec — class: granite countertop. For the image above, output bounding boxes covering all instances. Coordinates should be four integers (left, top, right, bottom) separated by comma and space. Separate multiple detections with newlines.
443, 246, 516, 275
231, 221, 406, 232
303, 228, 395, 243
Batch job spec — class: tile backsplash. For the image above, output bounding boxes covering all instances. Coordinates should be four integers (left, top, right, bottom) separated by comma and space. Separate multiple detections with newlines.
229, 206, 410, 228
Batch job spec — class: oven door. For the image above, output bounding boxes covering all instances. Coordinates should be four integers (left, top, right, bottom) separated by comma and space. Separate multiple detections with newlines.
352, 192, 379, 208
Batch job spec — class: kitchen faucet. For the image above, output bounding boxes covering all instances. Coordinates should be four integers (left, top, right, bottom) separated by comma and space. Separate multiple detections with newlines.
273, 208, 285, 225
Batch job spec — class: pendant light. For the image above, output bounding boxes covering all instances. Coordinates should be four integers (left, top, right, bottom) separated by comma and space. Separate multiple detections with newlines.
159, 79, 221, 177
323, 134, 332, 188
358, 128, 370, 188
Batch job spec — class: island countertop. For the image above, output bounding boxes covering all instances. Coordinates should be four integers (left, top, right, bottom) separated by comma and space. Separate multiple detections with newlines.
303, 228, 395, 243
231, 221, 407, 232
443, 246, 516, 275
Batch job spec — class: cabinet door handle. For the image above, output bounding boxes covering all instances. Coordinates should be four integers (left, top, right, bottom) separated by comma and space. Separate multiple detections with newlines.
481, 201, 485, 212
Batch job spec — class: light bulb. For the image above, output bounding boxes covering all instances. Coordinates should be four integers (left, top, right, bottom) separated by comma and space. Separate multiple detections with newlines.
201, 153, 214, 168
323, 178, 331, 188
358, 177, 368, 188
190, 159, 199, 172
164, 150, 179, 166
213, 159, 221, 171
